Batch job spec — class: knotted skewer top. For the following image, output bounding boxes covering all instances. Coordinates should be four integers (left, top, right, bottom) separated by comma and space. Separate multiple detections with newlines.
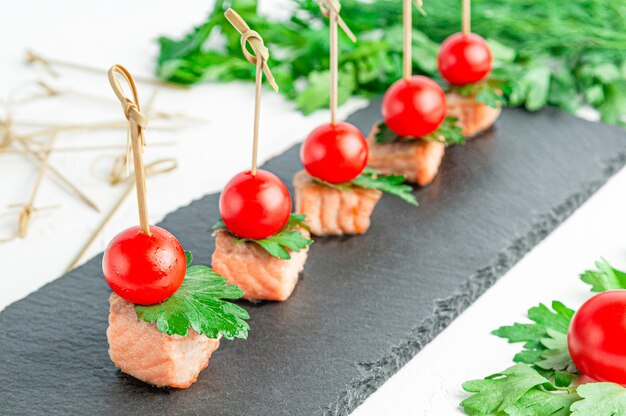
224, 8, 279, 176
317, 0, 357, 42
224, 8, 279, 93
108, 65, 149, 133
107, 64, 151, 235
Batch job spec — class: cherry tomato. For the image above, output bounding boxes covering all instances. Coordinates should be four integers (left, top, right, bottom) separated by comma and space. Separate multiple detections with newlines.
382, 76, 447, 138
438, 32, 493, 85
103, 225, 186, 305
300, 121, 368, 184
568, 290, 626, 384
219, 169, 292, 240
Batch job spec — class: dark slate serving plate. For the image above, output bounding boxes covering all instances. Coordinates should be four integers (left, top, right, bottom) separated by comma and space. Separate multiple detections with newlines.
2, 99, 626, 416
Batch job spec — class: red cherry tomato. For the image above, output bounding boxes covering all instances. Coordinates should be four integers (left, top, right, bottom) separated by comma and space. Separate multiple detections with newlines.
438, 32, 493, 85
219, 169, 292, 240
382, 76, 447, 138
568, 290, 626, 384
103, 225, 186, 305
300, 121, 368, 184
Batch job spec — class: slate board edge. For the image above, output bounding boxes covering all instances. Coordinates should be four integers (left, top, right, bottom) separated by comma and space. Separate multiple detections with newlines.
321, 150, 626, 416
3, 109, 626, 415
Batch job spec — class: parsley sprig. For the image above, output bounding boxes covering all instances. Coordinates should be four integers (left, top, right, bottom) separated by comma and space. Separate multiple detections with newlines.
580, 258, 626, 292
374, 118, 465, 146
492, 301, 578, 383
214, 214, 313, 260
135, 252, 250, 339
461, 363, 579, 415
450, 79, 508, 109
155, 0, 626, 126
312, 168, 418, 206
460, 258, 626, 415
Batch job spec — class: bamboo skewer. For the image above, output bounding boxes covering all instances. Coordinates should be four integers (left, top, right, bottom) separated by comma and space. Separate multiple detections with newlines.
252, 58, 263, 175
317, 0, 357, 123
17, 139, 100, 211
403, 0, 412, 80
224, 8, 279, 176
18, 136, 56, 237
0, 141, 176, 155
26, 50, 187, 91
108, 65, 152, 235
66, 158, 177, 271
462, 0, 471, 35
330, 9, 339, 124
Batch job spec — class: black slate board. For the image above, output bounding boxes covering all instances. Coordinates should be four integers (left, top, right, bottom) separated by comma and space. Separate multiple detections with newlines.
2, 100, 626, 416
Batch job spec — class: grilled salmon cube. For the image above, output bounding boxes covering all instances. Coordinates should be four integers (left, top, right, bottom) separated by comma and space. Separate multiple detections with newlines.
211, 228, 310, 301
446, 92, 502, 138
107, 293, 220, 388
293, 170, 382, 236
366, 123, 445, 186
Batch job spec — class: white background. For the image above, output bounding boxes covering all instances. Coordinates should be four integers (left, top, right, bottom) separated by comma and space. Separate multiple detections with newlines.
1, 1, 625, 414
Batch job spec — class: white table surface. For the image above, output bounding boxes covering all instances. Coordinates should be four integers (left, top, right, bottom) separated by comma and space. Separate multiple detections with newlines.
1, 1, 625, 414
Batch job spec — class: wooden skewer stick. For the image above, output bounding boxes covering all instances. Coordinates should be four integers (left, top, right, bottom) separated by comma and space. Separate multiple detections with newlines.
224, 8, 279, 176
462, 0, 471, 35
66, 158, 177, 271
317, 0, 357, 124
0, 141, 176, 155
16, 139, 100, 211
18, 135, 56, 237
330, 9, 339, 124
403, 0, 412, 80
26, 50, 188, 91
403, 0, 426, 80
108, 64, 151, 235
252, 58, 263, 175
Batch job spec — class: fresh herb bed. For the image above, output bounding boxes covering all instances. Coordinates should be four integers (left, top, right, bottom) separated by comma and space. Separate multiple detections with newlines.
1, 102, 626, 415
461, 261, 626, 415
157, 0, 626, 125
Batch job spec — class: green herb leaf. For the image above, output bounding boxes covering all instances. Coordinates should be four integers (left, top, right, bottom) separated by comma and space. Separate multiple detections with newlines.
135, 260, 250, 339
296, 66, 356, 114
184, 250, 193, 266
570, 383, 626, 415
460, 364, 554, 415
375, 118, 464, 146
452, 80, 507, 109
155, 0, 626, 125
351, 168, 417, 205
423, 117, 465, 146
504, 387, 579, 416
580, 258, 626, 292
461, 364, 581, 416
492, 301, 577, 380
374, 122, 405, 144
214, 214, 313, 260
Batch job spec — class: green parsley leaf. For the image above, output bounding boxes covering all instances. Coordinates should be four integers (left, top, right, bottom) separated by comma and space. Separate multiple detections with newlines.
310, 168, 417, 205
492, 301, 577, 380
580, 258, 626, 292
296, 65, 356, 115
570, 383, 626, 415
374, 118, 464, 146
214, 214, 313, 260
452, 80, 507, 109
460, 364, 553, 415
374, 122, 405, 144
311, 177, 353, 192
351, 168, 417, 205
423, 117, 465, 146
504, 387, 579, 416
135, 260, 250, 340
461, 364, 581, 416
155, 0, 626, 125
